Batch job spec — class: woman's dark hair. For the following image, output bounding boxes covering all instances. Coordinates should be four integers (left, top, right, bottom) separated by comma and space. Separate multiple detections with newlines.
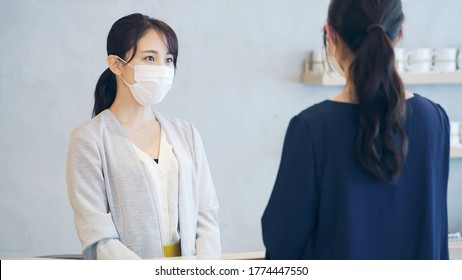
92, 13, 178, 117
325, 0, 407, 183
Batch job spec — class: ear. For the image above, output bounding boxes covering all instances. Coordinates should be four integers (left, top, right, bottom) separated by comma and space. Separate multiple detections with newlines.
324, 21, 337, 46
393, 27, 403, 46
107, 55, 123, 76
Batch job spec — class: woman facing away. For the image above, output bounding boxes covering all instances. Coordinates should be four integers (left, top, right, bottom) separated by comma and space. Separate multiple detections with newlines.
262, 0, 450, 259
67, 13, 221, 259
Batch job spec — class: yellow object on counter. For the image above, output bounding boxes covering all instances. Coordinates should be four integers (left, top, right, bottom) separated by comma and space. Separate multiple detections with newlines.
163, 243, 181, 257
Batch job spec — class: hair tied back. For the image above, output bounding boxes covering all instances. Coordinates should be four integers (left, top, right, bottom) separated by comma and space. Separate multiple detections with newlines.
367, 23, 384, 34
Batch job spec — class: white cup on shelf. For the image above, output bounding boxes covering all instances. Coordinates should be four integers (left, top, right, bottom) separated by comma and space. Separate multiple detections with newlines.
394, 48, 406, 73
458, 48, 462, 71
404, 48, 433, 73
433, 48, 458, 73
448, 232, 462, 243
450, 122, 462, 148
310, 50, 325, 74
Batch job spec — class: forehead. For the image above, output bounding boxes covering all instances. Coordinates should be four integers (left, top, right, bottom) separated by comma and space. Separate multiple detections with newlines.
136, 28, 169, 53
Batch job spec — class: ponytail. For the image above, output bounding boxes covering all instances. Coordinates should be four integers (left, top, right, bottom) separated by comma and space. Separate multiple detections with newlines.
350, 27, 407, 183
92, 68, 116, 117
326, 0, 407, 183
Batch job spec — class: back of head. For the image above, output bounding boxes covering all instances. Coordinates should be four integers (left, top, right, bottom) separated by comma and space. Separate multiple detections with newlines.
92, 13, 178, 117
327, 0, 407, 183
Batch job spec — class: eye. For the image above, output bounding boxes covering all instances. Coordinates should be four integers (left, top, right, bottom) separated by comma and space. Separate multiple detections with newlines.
145, 56, 155, 62
166, 57, 174, 63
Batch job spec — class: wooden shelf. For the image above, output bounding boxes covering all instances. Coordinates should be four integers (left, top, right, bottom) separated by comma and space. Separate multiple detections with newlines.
451, 147, 462, 159
302, 72, 346, 85
302, 72, 462, 86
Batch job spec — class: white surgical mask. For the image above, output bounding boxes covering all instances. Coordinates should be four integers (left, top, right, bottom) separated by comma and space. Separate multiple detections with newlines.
117, 56, 175, 106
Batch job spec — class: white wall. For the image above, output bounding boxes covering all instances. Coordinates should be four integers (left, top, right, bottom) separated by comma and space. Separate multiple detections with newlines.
0, 0, 461, 257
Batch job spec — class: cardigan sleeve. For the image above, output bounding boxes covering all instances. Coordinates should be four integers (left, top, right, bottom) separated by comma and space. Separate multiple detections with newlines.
190, 124, 221, 255
66, 125, 141, 260
261, 115, 319, 259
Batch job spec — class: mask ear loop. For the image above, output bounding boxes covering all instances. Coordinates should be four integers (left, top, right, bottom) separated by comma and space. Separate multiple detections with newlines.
119, 73, 132, 87
115, 55, 134, 86
115, 55, 134, 66
324, 25, 347, 77
323, 26, 329, 74
323, 26, 336, 76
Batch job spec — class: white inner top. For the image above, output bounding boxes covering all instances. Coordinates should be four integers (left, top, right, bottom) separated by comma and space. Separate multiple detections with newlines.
131, 127, 180, 246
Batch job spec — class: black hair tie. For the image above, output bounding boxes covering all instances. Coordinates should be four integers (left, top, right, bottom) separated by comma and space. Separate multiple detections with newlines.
367, 23, 384, 33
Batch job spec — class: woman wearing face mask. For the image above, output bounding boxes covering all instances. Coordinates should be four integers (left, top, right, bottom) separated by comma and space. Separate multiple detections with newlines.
262, 0, 449, 259
67, 13, 221, 259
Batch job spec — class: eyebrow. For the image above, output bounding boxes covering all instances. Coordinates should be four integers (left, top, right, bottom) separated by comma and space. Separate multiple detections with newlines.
140, 50, 173, 55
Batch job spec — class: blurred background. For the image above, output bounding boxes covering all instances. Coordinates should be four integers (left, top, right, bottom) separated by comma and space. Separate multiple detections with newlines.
0, 0, 461, 257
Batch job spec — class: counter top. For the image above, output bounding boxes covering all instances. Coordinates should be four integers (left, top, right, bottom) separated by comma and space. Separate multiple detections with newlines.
3, 245, 461, 260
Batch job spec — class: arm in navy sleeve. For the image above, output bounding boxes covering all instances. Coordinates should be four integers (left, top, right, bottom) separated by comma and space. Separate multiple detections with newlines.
261, 115, 318, 259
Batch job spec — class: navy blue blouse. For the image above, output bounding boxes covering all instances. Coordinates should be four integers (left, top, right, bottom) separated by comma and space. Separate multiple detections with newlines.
262, 94, 450, 259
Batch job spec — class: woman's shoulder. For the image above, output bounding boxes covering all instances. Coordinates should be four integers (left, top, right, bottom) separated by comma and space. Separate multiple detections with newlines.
296, 99, 355, 123
408, 94, 449, 121
410, 93, 445, 111
70, 110, 115, 140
